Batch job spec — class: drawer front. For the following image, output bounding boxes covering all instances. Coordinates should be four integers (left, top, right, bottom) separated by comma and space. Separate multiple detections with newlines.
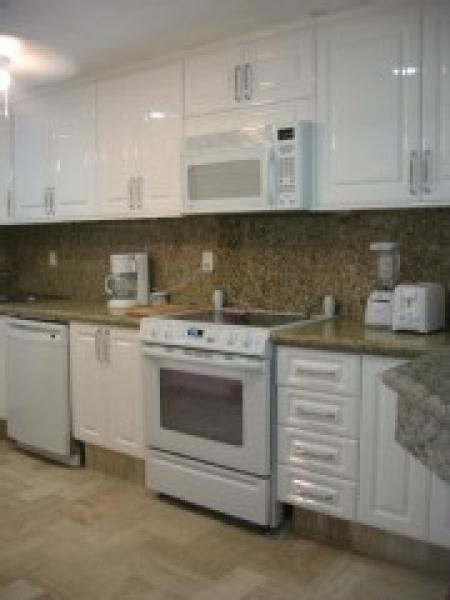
277, 347, 361, 396
278, 465, 356, 520
278, 386, 360, 438
278, 427, 358, 480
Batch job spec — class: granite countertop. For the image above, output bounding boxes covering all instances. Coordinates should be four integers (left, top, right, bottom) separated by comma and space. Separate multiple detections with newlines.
0, 300, 200, 328
272, 318, 450, 358
383, 352, 450, 483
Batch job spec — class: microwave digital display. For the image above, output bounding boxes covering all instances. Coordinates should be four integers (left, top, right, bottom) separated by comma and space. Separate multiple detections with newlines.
278, 127, 295, 141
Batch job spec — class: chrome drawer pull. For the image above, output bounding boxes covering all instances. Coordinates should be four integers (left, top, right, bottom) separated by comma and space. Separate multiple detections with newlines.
295, 406, 340, 421
293, 362, 341, 377
293, 479, 336, 504
292, 441, 338, 463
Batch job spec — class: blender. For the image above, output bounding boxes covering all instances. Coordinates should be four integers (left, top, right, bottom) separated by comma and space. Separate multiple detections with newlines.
365, 242, 400, 328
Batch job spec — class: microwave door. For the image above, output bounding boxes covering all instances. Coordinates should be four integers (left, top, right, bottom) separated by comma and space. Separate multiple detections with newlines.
183, 146, 271, 214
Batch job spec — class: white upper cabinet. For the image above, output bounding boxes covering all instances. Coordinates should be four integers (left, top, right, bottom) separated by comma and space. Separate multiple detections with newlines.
14, 95, 52, 220
185, 47, 244, 117
244, 30, 314, 106
358, 356, 430, 542
185, 28, 314, 117
421, 2, 450, 204
48, 86, 96, 218
0, 117, 13, 221
14, 84, 96, 221
316, 6, 421, 209
96, 61, 183, 218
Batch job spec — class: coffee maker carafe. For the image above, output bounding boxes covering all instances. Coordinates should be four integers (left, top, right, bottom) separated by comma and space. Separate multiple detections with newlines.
105, 253, 149, 311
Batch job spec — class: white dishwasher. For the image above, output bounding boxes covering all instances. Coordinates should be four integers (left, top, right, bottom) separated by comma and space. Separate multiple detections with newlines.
6, 318, 81, 465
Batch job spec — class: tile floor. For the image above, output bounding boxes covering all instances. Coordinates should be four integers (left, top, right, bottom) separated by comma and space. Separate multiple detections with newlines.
0, 441, 448, 600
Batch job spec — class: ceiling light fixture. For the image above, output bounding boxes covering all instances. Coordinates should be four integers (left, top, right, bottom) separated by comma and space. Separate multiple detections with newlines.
0, 56, 11, 118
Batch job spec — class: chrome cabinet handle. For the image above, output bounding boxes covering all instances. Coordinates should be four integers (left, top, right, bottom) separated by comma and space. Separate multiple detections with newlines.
44, 188, 49, 215
50, 187, 55, 215
409, 150, 419, 196
95, 328, 102, 362
423, 149, 432, 195
244, 62, 252, 101
6, 189, 12, 218
128, 177, 135, 210
234, 65, 242, 103
135, 176, 143, 210
103, 329, 110, 364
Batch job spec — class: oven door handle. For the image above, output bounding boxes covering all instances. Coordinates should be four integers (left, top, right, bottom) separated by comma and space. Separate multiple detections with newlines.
141, 346, 267, 372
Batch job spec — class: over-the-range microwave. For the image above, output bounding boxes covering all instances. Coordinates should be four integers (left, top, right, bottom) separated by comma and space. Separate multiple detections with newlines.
182, 121, 313, 214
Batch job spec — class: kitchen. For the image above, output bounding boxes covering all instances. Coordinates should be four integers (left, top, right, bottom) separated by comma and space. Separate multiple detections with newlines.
0, 0, 449, 598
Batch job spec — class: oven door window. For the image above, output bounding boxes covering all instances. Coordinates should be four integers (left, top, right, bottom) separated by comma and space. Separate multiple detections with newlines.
160, 368, 243, 446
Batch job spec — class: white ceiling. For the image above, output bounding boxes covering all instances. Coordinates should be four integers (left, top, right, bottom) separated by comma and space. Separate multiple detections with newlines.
0, 0, 396, 83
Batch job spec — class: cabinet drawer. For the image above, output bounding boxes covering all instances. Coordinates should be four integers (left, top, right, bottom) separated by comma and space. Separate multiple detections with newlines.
278, 427, 358, 480
278, 387, 360, 438
278, 465, 356, 520
277, 347, 361, 396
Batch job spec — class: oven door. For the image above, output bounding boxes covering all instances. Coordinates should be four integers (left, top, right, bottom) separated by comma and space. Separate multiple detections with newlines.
142, 344, 271, 476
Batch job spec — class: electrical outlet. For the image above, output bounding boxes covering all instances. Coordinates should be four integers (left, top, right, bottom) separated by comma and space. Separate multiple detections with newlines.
201, 251, 214, 273
48, 250, 58, 268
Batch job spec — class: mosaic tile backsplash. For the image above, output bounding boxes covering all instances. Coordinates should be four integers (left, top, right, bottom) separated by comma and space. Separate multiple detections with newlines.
3, 208, 450, 320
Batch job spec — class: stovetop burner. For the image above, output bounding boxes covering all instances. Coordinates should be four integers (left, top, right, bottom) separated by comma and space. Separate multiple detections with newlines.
170, 309, 305, 328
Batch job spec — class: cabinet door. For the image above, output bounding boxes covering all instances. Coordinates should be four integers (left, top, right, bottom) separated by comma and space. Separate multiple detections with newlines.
0, 117, 12, 221
49, 85, 96, 217
14, 95, 52, 220
0, 317, 8, 419
107, 328, 144, 459
429, 475, 450, 549
358, 356, 430, 541
316, 5, 421, 209
422, 3, 450, 204
70, 324, 108, 446
185, 47, 243, 117
96, 75, 137, 216
244, 29, 314, 106
135, 62, 183, 217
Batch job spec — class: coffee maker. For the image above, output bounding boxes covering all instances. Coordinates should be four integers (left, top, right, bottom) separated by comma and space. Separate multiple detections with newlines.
105, 253, 149, 311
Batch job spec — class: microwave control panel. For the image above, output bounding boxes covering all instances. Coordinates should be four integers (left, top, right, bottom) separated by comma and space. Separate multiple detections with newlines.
273, 121, 313, 209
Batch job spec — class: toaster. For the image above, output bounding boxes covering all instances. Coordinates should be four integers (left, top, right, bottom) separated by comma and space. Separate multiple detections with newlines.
392, 283, 446, 333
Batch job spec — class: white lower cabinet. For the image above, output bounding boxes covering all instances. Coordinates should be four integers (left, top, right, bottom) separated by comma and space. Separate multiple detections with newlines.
358, 356, 430, 542
278, 347, 449, 550
277, 346, 361, 521
70, 323, 144, 459
429, 474, 450, 549
0, 317, 8, 419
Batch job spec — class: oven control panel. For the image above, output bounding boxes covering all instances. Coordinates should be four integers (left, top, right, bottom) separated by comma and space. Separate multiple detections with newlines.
140, 318, 271, 357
